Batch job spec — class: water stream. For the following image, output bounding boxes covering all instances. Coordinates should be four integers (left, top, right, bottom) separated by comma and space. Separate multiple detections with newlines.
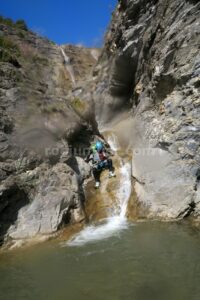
60, 47, 76, 87
66, 133, 132, 246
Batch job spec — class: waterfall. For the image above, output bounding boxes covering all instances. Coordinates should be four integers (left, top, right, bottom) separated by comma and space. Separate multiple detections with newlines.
65, 133, 132, 247
60, 47, 76, 87
90, 49, 99, 61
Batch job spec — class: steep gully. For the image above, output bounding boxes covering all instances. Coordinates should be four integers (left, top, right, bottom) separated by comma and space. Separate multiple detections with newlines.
59, 46, 133, 246
51, 46, 131, 245
58, 47, 136, 245
66, 133, 132, 246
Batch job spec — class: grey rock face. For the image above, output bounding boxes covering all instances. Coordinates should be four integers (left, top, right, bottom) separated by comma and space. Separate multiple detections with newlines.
0, 21, 98, 246
7, 163, 84, 242
93, 0, 200, 219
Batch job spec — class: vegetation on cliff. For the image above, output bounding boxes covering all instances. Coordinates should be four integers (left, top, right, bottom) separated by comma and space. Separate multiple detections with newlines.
0, 16, 28, 31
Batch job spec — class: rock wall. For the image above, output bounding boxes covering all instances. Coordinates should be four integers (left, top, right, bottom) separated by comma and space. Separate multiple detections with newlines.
1, 0, 200, 246
0, 20, 98, 246
92, 0, 200, 220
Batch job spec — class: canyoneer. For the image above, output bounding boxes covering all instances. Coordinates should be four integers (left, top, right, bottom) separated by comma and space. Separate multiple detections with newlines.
86, 141, 116, 189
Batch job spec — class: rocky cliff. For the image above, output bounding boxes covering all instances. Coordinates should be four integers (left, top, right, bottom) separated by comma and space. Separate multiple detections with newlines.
91, 0, 200, 220
1, 0, 200, 247
0, 18, 99, 247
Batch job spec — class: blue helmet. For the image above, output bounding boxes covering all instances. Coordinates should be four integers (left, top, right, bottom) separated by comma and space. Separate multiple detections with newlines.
95, 141, 103, 152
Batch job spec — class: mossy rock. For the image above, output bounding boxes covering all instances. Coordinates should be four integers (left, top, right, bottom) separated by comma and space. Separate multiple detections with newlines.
71, 98, 87, 114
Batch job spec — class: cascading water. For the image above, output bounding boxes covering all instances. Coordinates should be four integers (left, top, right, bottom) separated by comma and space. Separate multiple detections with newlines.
60, 47, 76, 87
90, 49, 99, 61
66, 133, 132, 247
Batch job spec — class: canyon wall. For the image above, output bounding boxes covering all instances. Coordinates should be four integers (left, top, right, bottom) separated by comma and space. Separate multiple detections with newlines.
1, 0, 200, 247
92, 0, 200, 220
0, 20, 98, 246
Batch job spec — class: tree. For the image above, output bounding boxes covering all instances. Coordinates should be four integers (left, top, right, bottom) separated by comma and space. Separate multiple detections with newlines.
15, 19, 28, 31
1, 17, 14, 26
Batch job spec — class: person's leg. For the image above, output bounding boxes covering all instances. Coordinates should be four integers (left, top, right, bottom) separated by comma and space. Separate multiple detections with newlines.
107, 158, 114, 172
93, 167, 101, 188
106, 159, 116, 177
93, 167, 100, 181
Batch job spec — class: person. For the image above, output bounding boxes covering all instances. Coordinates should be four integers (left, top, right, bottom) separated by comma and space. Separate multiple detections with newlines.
86, 140, 116, 189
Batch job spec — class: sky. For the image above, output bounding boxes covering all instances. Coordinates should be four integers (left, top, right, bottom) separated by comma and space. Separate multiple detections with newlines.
0, 0, 117, 47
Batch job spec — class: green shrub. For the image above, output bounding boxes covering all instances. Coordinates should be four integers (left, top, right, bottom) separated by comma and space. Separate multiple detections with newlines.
0, 36, 15, 50
0, 49, 11, 62
0, 17, 14, 27
0, 36, 19, 52
0, 16, 28, 31
17, 30, 26, 39
15, 19, 28, 31
0, 36, 20, 61
0, 49, 20, 66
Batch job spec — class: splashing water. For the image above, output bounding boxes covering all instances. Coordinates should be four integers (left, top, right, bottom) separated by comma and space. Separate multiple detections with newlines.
65, 134, 132, 247
60, 47, 76, 87
107, 133, 120, 152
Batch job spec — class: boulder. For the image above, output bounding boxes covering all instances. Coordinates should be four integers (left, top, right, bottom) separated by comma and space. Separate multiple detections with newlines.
7, 163, 85, 242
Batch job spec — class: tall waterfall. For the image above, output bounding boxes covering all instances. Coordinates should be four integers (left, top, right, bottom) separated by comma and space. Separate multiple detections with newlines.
66, 133, 132, 247
60, 47, 76, 87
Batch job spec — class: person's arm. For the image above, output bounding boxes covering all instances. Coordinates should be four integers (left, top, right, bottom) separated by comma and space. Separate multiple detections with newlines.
85, 149, 93, 163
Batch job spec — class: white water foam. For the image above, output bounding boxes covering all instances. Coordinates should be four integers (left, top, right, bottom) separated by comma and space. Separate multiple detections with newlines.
66, 135, 132, 247
107, 133, 120, 152
91, 49, 99, 61
60, 47, 76, 87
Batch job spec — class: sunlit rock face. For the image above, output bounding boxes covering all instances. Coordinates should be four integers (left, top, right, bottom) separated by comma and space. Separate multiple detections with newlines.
92, 0, 200, 220
0, 19, 99, 246
1, 0, 200, 247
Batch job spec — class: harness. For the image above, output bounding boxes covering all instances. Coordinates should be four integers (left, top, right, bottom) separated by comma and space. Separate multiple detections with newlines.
92, 149, 107, 170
